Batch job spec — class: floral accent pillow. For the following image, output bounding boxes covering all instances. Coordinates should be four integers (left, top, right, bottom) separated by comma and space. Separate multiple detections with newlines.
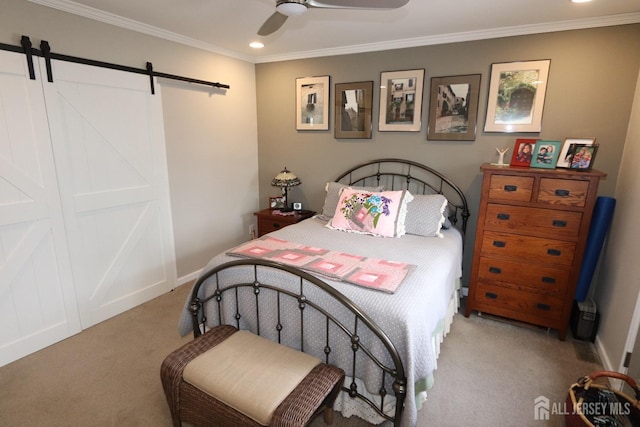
320, 182, 384, 220
327, 188, 413, 237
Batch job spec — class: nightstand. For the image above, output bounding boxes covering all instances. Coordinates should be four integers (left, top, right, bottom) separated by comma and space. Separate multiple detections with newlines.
254, 209, 315, 237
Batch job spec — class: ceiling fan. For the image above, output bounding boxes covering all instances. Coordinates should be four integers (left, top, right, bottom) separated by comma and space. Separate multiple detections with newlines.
258, 0, 409, 36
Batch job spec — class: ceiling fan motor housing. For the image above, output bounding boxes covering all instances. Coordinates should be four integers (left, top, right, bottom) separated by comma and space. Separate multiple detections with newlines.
276, 0, 308, 16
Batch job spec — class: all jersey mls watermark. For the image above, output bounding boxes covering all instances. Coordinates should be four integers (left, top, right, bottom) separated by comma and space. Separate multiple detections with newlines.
534, 395, 632, 421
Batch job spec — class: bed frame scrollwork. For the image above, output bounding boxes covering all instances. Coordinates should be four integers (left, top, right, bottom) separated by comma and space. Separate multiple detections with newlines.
189, 259, 407, 426
335, 158, 470, 236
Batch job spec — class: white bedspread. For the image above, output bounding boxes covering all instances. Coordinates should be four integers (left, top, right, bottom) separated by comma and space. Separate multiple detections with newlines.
178, 216, 462, 426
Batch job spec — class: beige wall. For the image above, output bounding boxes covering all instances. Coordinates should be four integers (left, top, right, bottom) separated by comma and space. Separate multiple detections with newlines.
594, 69, 640, 373
255, 25, 640, 285
0, 0, 260, 279
3, 0, 640, 365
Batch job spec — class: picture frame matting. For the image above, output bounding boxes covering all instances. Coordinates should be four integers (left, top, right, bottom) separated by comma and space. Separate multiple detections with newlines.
296, 75, 330, 131
334, 81, 373, 139
378, 69, 425, 132
484, 59, 551, 133
427, 74, 481, 141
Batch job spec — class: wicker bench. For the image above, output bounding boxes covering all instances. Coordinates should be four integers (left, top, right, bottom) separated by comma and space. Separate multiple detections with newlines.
161, 324, 345, 426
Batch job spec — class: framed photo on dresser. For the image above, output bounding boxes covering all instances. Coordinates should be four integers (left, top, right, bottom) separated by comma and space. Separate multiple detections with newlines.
557, 137, 596, 168
531, 140, 562, 169
568, 144, 599, 171
510, 138, 537, 167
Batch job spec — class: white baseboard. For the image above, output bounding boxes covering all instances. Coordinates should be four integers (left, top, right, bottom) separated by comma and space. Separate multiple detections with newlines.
176, 269, 202, 287
593, 335, 626, 389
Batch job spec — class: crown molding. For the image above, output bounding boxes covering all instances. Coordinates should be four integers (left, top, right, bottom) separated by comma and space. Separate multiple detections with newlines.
255, 12, 640, 63
28, 0, 640, 64
28, 0, 254, 62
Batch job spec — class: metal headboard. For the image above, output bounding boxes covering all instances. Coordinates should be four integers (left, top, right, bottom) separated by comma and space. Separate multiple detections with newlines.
335, 158, 470, 236
189, 259, 407, 426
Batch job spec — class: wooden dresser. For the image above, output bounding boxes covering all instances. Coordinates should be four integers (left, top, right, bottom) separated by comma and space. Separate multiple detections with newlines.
465, 164, 606, 340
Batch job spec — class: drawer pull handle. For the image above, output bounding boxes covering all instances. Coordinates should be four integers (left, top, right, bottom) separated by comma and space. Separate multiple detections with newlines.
552, 220, 567, 227
493, 240, 506, 248
272, 223, 281, 229
489, 267, 502, 274
497, 213, 510, 220
547, 249, 562, 256
555, 189, 570, 197
504, 185, 518, 192
541, 276, 556, 284
485, 292, 498, 299
537, 303, 551, 311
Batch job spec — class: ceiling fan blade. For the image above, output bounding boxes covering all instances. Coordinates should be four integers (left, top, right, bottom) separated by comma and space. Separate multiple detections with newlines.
258, 11, 289, 36
308, 0, 409, 9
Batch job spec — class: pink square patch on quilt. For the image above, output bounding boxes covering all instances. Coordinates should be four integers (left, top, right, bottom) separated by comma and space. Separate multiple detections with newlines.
236, 246, 272, 256
348, 270, 387, 287
308, 260, 345, 274
272, 251, 311, 266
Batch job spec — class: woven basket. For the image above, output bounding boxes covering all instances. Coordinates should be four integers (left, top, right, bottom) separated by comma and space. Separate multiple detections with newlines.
566, 370, 640, 427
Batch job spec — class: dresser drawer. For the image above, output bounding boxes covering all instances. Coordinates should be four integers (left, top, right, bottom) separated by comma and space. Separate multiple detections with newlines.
477, 256, 570, 295
480, 231, 576, 266
484, 203, 582, 239
538, 178, 589, 208
474, 282, 564, 323
488, 175, 534, 202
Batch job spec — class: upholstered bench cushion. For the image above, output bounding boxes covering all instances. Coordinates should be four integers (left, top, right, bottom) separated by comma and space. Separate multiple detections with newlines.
182, 329, 321, 426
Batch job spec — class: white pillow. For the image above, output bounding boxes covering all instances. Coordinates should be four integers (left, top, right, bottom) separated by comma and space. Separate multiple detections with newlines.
404, 194, 447, 238
320, 182, 384, 220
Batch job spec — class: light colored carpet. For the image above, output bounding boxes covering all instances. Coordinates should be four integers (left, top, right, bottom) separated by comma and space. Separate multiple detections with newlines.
0, 283, 603, 426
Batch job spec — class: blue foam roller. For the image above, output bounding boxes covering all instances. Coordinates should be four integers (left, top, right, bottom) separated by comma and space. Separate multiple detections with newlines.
575, 196, 616, 301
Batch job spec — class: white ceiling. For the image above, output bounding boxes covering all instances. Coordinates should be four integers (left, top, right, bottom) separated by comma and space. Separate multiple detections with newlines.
30, 0, 640, 63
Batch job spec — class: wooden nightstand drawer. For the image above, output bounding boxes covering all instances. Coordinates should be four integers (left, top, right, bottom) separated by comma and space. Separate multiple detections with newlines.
480, 231, 576, 266
254, 209, 315, 237
484, 203, 582, 238
477, 256, 569, 295
474, 282, 564, 323
538, 178, 589, 208
488, 175, 534, 202
257, 217, 287, 235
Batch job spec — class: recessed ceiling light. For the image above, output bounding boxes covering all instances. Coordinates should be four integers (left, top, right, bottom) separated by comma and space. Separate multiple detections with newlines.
250, 42, 264, 49
571, 0, 592, 3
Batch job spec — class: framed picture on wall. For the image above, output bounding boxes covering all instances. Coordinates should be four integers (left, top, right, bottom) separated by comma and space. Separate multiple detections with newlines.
427, 74, 481, 141
484, 59, 551, 133
296, 75, 330, 130
531, 140, 562, 169
378, 69, 425, 132
557, 137, 596, 168
334, 81, 373, 139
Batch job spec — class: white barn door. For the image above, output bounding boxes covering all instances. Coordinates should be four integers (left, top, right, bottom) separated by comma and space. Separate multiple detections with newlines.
41, 59, 177, 328
0, 51, 81, 366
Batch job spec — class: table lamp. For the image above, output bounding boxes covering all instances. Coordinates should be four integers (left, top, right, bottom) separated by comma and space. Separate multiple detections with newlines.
271, 167, 301, 211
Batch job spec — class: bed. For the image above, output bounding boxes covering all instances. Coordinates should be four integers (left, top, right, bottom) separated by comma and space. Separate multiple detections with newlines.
177, 158, 469, 426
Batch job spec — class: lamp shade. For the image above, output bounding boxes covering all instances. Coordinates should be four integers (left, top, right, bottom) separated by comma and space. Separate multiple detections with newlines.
271, 167, 301, 188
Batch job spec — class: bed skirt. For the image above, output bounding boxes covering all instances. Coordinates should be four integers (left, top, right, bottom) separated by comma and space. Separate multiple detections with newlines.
333, 283, 461, 425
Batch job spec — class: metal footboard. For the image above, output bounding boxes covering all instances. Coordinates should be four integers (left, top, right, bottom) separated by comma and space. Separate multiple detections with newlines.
188, 258, 407, 426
